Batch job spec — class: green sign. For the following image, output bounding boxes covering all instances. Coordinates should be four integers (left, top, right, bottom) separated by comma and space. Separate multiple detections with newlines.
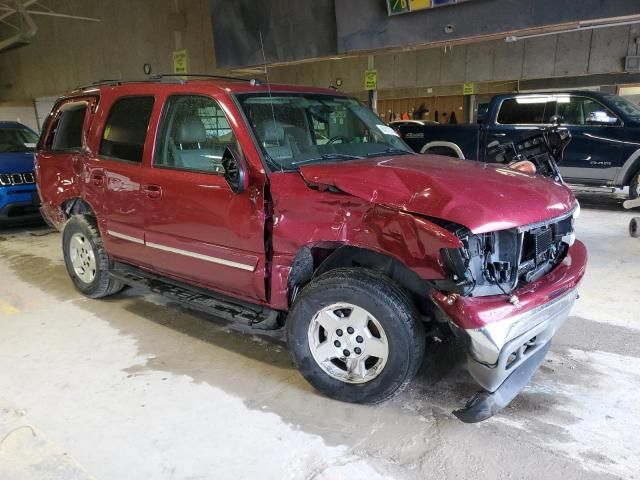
463, 82, 475, 95
387, 0, 410, 15
364, 70, 378, 90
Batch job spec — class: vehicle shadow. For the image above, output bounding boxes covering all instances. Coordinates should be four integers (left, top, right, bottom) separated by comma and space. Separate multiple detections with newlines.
574, 190, 629, 212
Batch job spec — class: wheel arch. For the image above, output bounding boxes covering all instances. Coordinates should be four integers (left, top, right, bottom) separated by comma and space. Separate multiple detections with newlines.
614, 148, 640, 186
61, 197, 97, 219
420, 141, 465, 159
288, 243, 430, 311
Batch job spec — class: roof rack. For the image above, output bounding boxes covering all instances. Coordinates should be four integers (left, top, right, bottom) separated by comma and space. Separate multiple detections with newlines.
74, 74, 262, 91
148, 73, 256, 83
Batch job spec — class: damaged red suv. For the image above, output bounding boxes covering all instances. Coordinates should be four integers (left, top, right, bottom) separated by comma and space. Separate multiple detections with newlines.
36, 77, 587, 422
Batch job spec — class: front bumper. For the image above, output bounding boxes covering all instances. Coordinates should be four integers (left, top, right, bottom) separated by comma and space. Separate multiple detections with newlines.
431, 240, 587, 421
0, 185, 41, 224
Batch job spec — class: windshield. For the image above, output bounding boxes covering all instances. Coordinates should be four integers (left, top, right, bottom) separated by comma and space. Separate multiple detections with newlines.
0, 126, 39, 153
236, 93, 413, 171
603, 94, 640, 120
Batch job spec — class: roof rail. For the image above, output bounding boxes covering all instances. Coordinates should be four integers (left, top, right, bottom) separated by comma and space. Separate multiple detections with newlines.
74, 74, 262, 92
74, 78, 150, 91
148, 73, 258, 83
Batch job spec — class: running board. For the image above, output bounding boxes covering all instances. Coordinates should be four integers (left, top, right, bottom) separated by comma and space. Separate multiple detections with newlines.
110, 264, 281, 330
568, 184, 616, 194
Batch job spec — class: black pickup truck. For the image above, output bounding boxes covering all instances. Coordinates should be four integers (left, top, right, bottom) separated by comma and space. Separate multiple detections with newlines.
396, 91, 640, 199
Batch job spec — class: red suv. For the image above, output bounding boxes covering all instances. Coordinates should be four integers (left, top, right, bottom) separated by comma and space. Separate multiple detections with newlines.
36, 77, 587, 422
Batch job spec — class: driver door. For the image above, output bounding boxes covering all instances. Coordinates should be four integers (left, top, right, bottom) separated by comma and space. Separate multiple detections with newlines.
143, 94, 267, 302
556, 95, 623, 182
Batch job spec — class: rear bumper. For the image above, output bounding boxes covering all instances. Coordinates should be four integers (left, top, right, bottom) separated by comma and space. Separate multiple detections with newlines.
431, 240, 587, 421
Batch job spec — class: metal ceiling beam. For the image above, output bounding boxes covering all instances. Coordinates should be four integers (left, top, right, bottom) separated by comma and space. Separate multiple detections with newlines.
0, 0, 36, 22
0, 0, 37, 53
0, 0, 99, 23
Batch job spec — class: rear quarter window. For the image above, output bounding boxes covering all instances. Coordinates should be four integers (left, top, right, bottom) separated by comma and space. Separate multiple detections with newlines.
41, 101, 89, 151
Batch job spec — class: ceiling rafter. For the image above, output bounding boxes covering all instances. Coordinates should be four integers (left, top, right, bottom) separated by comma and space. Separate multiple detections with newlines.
0, 0, 100, 53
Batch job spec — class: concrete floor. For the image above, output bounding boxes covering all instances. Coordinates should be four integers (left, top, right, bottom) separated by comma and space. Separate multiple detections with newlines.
0, 192, 639, 480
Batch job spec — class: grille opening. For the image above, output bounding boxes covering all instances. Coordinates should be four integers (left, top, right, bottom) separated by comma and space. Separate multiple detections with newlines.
7, 205, 39, 217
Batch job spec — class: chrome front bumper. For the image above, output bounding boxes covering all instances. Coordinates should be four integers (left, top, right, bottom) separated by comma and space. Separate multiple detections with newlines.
465, 288, 577, 392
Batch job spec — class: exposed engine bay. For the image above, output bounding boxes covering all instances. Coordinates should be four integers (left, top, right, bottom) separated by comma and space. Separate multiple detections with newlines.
436, 210, 576, 297
487, 125, 571, 184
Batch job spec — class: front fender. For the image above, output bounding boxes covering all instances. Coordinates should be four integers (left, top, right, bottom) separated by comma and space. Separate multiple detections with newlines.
269, 173, 463, 309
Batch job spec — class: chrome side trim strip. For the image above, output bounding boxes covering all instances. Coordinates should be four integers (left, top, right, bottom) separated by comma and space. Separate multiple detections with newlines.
107, 230, 144, 245
145, 241, 255, 272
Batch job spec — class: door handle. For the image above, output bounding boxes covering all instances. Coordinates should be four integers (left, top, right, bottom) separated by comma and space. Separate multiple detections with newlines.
491, 133, 506, 137
91, 173, 105, 187
142, 184, 162, 199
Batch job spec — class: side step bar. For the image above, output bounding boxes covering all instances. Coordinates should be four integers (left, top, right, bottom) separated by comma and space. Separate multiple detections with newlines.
110, 264, 282, 330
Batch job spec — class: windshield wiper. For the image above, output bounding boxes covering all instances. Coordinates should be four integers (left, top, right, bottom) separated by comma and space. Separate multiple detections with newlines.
365, 147, 414, 158
292, 153, 363, 166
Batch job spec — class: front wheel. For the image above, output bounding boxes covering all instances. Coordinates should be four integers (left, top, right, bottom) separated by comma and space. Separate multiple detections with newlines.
62, 215, 124, 298
287, 268, 425, 404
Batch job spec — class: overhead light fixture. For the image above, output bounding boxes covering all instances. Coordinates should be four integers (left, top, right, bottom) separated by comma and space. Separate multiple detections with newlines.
505, 15, 640, 42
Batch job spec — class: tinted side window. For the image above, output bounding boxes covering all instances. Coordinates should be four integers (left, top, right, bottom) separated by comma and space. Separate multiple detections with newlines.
155, 95, 236, 174
51, 104, 87, 151
99, 97, 154, 162
582, 98, 620, 126
497, 98, 555, 124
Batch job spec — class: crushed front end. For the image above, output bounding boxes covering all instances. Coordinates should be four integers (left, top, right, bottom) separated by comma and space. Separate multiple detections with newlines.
429, 207, 587, 422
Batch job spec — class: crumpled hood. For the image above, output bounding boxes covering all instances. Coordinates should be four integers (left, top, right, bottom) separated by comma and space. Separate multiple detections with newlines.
299, 155, 575, 234
0, 151, 35, 174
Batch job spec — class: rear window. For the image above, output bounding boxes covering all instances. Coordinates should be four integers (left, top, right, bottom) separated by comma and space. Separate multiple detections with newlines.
99, 96, 154, 163
497, 98, 555, 125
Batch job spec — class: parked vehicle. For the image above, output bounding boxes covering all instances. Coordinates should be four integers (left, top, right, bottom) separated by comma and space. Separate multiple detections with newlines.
36, 77, 587, 422
0, 121, 41, 225
397, 91, 640, 198
389, 119, 439, 130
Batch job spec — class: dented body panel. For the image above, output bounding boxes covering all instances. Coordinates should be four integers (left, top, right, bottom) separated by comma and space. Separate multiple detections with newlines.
267, 172, 463, 309
299, 156, 575, 234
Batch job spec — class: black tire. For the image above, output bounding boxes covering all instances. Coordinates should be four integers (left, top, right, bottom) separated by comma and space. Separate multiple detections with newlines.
630, 218, 640, 238
630, 172, 640, 200
287, 268, 425, 404
62, 215, 124, 298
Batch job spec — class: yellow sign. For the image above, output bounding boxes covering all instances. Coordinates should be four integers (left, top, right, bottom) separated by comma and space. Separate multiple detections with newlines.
364, 70, 377, 90
463, 82, 475, 95
410, 0, 431, 10
173, 49, 189, 75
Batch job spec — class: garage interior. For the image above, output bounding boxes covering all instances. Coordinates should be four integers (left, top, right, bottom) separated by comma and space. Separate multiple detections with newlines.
1, 1, 640, 479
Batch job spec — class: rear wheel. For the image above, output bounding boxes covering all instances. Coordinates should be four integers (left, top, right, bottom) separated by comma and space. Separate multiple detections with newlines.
62, 215, 123, 298
287, 268, 425, 404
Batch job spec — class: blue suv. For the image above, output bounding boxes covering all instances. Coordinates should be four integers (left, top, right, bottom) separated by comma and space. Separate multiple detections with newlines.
0, 121, 41, 225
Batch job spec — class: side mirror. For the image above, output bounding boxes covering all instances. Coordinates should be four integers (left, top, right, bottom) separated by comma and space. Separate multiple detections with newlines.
549, 115, 562, 127
222, 147, 249, 194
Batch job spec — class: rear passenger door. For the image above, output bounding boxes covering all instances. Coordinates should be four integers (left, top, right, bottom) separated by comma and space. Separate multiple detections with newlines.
143, 94, 267, 302
87, 96, 155, 266
37, 98, 95, 213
